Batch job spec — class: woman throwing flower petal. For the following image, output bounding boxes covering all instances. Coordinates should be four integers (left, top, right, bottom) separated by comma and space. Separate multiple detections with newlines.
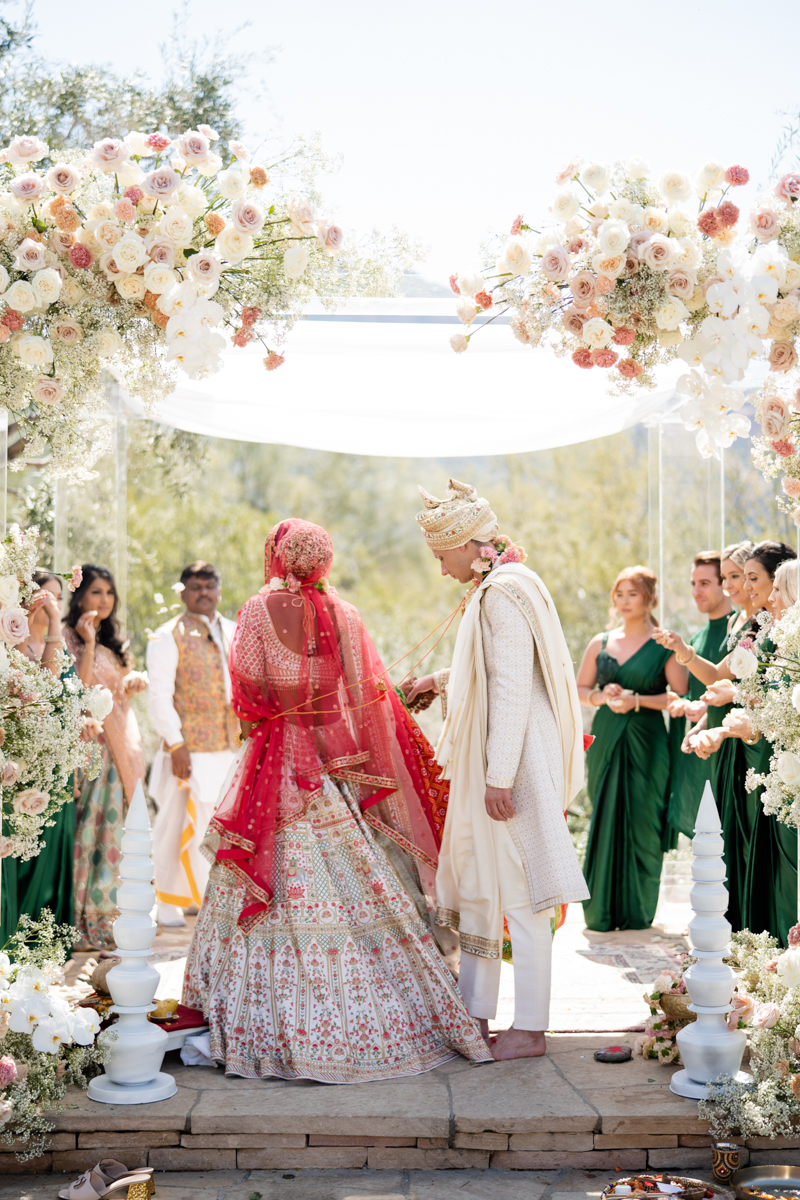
183, 520, 491, 1082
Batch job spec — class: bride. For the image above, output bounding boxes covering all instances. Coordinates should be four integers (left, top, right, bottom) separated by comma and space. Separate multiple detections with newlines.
183, 518, 491, 1081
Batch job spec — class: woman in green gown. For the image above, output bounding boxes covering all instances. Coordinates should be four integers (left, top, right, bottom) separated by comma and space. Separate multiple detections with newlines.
577, 566, 688, 932
0, 572, 76, 942
658, 541, 798, 945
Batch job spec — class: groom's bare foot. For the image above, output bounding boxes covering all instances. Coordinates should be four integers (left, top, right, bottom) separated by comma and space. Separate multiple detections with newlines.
491, 1027, 546, 1059
478, 1018, 492, 1048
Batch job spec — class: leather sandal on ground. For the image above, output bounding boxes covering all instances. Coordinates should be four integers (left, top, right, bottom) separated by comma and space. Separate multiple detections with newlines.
57, 1159, 155, 1200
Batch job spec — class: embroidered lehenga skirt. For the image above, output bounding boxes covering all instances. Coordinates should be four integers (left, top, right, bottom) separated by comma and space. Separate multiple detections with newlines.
183, 776, 491, 1082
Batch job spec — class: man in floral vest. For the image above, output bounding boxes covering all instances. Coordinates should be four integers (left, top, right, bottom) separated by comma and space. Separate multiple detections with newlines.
147, 562, 238, 927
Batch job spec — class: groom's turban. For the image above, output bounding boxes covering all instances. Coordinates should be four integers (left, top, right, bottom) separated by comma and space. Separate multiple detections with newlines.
415, 478, 499, 551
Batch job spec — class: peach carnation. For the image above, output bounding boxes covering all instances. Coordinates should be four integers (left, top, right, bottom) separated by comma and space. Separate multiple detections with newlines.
510, 214, 523, 236
241, 306, 261, 326
618, 358, 644, 379
146, 133, 171, 153
69, 244, 94, 270
232, 328, 252, 347
474, 290, 493, 310
113, 198, 136, 223
782, 478, 800, 497
205, 212, 226, 236
54, 205, 81, 233
264, 352, 285, 371
449, 274, 460, 295
124, 186, 144, 204
151, 309, 169, 329
612, 327, 636, 346
773, 438, 797, 457
2, 311, 23, 332
572, 348, 593, 369
717, 201, 739, 228
697, 209, 720, 237
250, 166, 269, 187
725, 165, 749, 186
595, 276, 614, 296
591, 349, 618, 368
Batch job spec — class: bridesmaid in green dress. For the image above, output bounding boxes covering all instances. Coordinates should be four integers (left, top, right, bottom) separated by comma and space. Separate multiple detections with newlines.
577, 566, 688, 932
0, 572, 77, 943
658, 541, 797, 945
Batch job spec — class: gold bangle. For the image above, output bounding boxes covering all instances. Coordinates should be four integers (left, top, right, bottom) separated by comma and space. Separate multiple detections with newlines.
166, 740, 185, 753
676, 646, 696, 666
634, 693, 640, 713
743, 734, 759, 745
44, 635, 62, 644
588, 687, 602, 706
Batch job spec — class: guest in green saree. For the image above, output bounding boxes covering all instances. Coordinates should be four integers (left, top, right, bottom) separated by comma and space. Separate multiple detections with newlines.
577, 566, 688, 932
658, 541, 797, 944
666, 551, 731, 839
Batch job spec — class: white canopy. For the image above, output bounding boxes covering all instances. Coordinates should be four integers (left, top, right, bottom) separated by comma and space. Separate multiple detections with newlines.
122, 299, 713, 456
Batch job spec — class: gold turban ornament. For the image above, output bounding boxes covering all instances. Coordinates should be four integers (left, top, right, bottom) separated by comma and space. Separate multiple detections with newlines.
415, 478, 499, 551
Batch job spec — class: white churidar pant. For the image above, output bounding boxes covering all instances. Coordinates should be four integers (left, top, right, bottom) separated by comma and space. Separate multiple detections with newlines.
457, 904, 552, 1031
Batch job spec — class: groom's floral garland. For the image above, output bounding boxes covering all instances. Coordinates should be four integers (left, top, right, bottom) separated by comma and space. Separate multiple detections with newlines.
0, 129, 411, 479
449, 155, 800, 464
463, 535, 526, 608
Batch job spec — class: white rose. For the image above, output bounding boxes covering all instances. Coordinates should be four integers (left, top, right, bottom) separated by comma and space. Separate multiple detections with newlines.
777, 947, 800, 988
60, 277, 85, 306
449, 332, 469, 353
193, 152, 222, 178
283, 244, 310, 280
93, 329, 124, 358
625, 157, 650, 180
159, 207, 194, 247
580, 162, 610, 193
457, 299, 478, 325
598, 219, 630, 256
608, 197, 640, 224
785, 261, 800, 291
592, 251, 626, 278
88, 202, 113, 221
31, 269, 62, 306
552, 189, 580, 223
777, 750, 800, 787
0, 577, 20, 608
215, 226, 254, 264
642, 207, 669, 234
116, 274, 147, 301
502, 239, 531, 276
667, 208, 694, 238
288, 198, 315, 236
124, 130, 150, 156
673, 238, 701, 270
582, 317, 614, 349
108, 235, 142, 275
17, 334, 53, 367
792, 683, 800, 714
115, 161, 144, 189
456, 270, 484, 297
696, 161, 726, 195
86, 686, 114, 722
217, 168, 247, 201
3, 280, 37, 313
729, 645, 759, 678
660, 172, 693, 203
177, 184, 207, 218
0, 266, 8, 293
143, 261, 176, 294
13, 238, 46, 272
655, 296, 689, 331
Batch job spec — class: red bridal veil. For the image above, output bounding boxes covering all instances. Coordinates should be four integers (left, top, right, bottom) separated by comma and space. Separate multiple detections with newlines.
211, 518, 448, 929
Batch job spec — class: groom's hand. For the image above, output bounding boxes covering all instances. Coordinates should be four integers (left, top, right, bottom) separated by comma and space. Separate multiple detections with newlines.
485, 786, 515, 822
405, 674, 438, 704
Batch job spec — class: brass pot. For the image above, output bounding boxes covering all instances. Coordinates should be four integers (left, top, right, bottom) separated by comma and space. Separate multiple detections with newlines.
659, 992, 697, 1024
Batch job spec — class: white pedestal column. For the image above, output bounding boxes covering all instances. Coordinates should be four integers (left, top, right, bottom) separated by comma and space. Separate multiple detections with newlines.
88, 781, 178, 1104
671, 782, 752, 1099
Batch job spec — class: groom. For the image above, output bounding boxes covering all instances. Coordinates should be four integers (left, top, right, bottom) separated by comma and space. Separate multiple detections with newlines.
407, 479, 589, 1058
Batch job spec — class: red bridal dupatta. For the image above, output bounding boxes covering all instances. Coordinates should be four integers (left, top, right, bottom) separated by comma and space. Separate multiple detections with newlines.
211, 519, 448, 931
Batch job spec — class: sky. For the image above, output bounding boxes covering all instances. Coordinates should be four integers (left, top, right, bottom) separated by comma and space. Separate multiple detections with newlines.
24, 0, 800, 286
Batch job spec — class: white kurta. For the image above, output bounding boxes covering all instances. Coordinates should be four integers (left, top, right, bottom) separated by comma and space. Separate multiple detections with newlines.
147, 611, 237, 908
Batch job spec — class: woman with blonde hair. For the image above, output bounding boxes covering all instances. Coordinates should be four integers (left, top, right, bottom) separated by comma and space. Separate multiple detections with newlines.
576, 566, 688, 931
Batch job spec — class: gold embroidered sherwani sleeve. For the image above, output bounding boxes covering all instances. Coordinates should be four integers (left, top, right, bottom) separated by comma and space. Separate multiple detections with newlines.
481, 586, 534, 789
435, 668, 450, 720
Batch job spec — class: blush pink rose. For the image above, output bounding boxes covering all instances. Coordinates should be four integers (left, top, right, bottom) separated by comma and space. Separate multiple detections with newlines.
0, 761, 21, 786
46, 163, 81, 195
563, 308, 588, 336
0, 608, 28, 644
175, 131, 211, 165
13, 788, 48, 815
618, 358, 644, 379
92, 138, 133, 173
541, 245, 570, 281
776, 174, 800, 203
69, 565, 83, 592
570, 271, 596, 309
628, 229, 652, 254
142, 167, 180, 200
32, 377, 64, 407
762, 396, 791, 439
231, 199, 265, 236
9, 174, 46, 204
316, 220, 344, 257
750, 208, 780, 241
752, 1002, 780, 1029
555, 158, 582, 186
769, 342, 797, 373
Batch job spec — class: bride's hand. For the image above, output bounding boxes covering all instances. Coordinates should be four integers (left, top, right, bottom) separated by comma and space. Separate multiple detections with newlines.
405, 674, 439, 704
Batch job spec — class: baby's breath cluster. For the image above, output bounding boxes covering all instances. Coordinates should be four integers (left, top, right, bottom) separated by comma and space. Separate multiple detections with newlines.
0, 129, 412, 479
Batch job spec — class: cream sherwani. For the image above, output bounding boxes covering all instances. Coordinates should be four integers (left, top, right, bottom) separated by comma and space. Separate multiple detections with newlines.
435, 564, 589, 1029
148, 611, 237, 909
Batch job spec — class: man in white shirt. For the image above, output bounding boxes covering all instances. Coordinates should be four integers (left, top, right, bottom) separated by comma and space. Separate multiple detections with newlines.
147, 562, 238, 927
